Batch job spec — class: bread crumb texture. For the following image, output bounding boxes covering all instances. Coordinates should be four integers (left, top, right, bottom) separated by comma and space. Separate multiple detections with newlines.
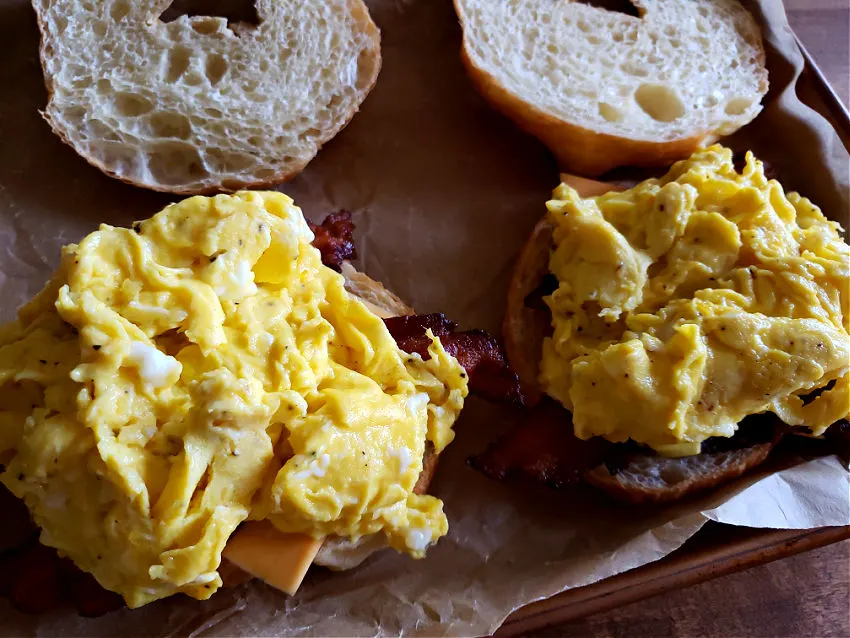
455, 0, 768, 141
33, 0, 381, 193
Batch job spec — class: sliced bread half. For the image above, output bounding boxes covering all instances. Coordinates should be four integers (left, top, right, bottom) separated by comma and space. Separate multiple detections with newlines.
32, 0, 381, 193
584, 442, 776, 504
502, 174, 779, 503
454, 0, 768, 176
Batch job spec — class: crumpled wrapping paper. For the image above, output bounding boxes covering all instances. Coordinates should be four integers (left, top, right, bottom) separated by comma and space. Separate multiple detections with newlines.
0, 0, 847, 636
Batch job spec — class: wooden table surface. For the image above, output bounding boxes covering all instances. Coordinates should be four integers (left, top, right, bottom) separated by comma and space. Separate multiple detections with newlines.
537, 1, 850, 636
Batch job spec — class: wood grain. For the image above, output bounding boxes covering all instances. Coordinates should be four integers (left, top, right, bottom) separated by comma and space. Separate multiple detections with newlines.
534, 540, 850, 638
786, 4, 850, 106
522, 4, 850, 636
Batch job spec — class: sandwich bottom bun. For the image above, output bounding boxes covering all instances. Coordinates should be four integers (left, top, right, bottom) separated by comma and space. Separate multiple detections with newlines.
222, 263, 440, 582
504, 218, 781, 504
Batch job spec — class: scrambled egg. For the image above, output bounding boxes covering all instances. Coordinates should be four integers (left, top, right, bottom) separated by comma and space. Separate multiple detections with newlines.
0, 191, 467, 608
540, 145, 849, 457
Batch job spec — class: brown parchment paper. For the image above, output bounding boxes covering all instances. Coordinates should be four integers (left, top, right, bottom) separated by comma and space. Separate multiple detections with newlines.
0, 0, 848, 636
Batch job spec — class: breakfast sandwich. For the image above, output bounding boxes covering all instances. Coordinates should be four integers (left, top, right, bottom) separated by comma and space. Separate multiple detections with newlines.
471, 145, 849, 503
0, 191, 521, 615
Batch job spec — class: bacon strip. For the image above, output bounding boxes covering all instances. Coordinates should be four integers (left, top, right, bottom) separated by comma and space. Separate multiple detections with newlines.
384, 314, 524, 405
468, 404, 790, 489
308, 215, 524, 405
308, 210, 357, 271
824, 419, 850, 457
467, 398, 610, 488
0, 536, 123, 617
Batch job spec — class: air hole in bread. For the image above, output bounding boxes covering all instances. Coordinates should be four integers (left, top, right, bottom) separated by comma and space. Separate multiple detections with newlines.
86, 119, 121, 143
159, 0, 260, 33
93, 21, 106, 37
620, 61, 648, 78
205, 54, 228, 86
191, 17, 227, 35
113, 93, 154, 117
64, 106, 86, 126
634, 83, 685, 122
206, 148, 256, 172
355, 51, 378, 90
659, 465, 688, 485
110, 1, 130, 21
148, 143, 207, 185
574, 0, 640, 18
165, 46, 191, 83
254, 168, 278, 180
97, 78, 112, 94
146, 112, 192, 139
220, 178, 247, 191
72, 76, 93, 90
598, 102, 623, 123
725, 97, 752, 116
183, 72, 204, 87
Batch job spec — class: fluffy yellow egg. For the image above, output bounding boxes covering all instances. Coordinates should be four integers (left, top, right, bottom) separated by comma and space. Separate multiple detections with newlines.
540, 145, 849, 457
0, 191, 467, 607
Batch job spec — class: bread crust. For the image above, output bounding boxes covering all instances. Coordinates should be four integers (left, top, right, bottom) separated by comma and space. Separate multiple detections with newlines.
584, 442, 776, 504
32, 1, 382, 195
453, 1, 768, 177
504, 210, 776, 502
458, 47, 708, 178
502, 218, 554, 407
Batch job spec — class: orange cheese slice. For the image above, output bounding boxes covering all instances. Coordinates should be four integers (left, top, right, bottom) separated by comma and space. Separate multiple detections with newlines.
219, 282, 399, 595
223, 522, 324, 595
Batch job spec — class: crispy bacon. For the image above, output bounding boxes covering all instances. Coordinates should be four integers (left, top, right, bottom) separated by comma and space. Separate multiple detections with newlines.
469, 403, 792, 489
62, 560, 124, 618
308, 210, 357, 271
468, 398, 610, 487
824, 419, 850, 457
384, 314, 524, 405
306, 215, 524, 405
0, 536, 123, 617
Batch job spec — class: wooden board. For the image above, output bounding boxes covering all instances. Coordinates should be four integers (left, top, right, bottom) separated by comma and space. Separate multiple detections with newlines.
498, 525, 850, 635
497, 33, 850, 636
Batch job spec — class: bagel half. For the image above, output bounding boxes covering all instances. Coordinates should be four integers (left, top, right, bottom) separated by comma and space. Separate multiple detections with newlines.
503, 180, 780, 504
454, 0, 768, 177
32, 0, 382, 194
